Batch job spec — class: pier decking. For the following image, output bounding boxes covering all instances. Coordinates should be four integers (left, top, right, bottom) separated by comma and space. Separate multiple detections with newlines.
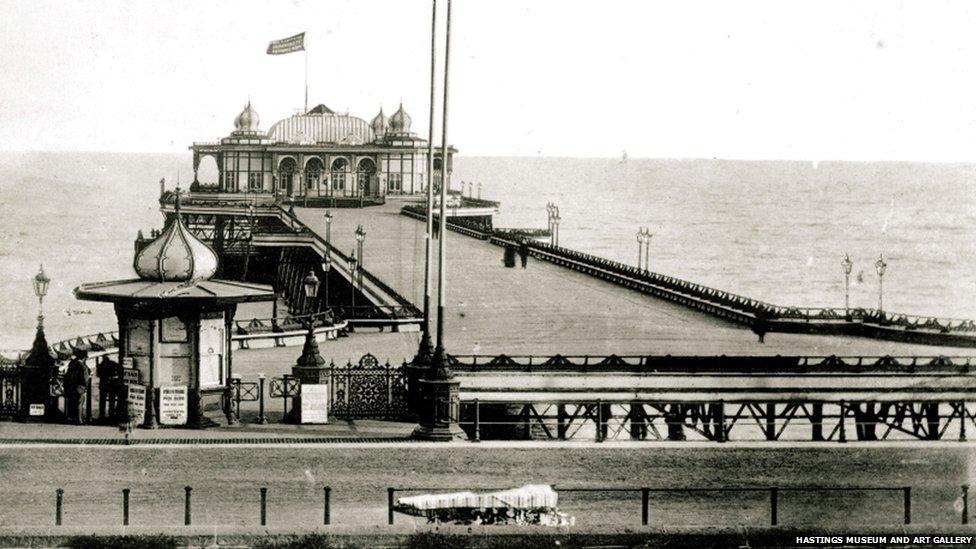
294, 202, 972, 357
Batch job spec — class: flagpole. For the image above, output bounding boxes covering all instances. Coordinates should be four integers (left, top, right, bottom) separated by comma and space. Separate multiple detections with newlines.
304, 43, 309, 113
432, 0, 451, 373
416, 0, 437, 363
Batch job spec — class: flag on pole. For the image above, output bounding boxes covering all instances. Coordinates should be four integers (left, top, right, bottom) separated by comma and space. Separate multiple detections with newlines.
267, 32, 305, 55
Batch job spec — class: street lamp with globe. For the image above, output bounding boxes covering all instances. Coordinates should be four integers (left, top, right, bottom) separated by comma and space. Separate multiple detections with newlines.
875, 253, 887, 314
841, 254, 853, 317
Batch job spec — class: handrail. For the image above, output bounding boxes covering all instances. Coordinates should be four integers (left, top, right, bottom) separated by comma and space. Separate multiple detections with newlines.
488, 233, 976, 335
447, 353, 976, 373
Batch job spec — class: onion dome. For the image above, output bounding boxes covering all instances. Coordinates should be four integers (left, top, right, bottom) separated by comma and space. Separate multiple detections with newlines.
370, 107, 388, 136
234, 101, 260, 132
389, 102, 411, 133
133, 190, 218, 281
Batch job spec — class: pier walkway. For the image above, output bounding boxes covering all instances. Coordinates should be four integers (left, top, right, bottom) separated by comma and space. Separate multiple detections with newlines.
295, 202, 972, 358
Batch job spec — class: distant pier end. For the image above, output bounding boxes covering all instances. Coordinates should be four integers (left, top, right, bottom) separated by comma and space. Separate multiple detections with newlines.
189, 102, 456, 206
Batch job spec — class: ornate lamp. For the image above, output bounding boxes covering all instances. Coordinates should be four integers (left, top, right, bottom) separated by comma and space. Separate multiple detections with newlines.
349, 251, 358, 309
841, 254, 853, 314
324, 211, 333, 246
32, 264, 50, 326
321, 254, 332, 308
874, 253, 887, 313
302, 270, 320, 300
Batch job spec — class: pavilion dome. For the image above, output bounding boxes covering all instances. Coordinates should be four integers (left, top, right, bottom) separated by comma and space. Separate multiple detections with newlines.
370, 107, 388, 136
134, 191, 218, 282
234, 101, 260, 132
389, 103, 411, 133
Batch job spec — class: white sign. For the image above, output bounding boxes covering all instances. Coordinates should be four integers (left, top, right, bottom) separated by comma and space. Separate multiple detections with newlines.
127, 384, 146, 422
159, 386, 188, 425
300, 384, 329, 424
29, 404, 45, 416
122, 368, 141, 384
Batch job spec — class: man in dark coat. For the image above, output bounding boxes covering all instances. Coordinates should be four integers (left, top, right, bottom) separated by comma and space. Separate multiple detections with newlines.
518, 240, 530, 269
96, 356, 121, 421
65, 350, 90, 425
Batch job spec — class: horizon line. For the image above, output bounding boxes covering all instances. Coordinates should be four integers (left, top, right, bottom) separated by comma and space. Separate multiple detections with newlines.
2, 149, 976, 166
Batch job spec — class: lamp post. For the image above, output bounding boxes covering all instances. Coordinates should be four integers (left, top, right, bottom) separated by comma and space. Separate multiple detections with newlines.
26, 265, 55, 420
349, 251, 358, 310
546, 203, 557, 246
321, 253, 332, 310
639, 228, 652, 272
552, 210, 561, 247
477, 182, 482, 200
355, 225, 366, 269
636, 229, 644, 270
33, 264, 50, 327
841, 253, 853, 316
875, 253, 887, 314
324, 211, 333, 248
242, 202, 256, 280
302, 270, 319, 315
292, 269, 326, 423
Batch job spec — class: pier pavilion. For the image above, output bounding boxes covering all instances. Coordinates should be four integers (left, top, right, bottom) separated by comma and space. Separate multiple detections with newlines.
189, 102, 456, 202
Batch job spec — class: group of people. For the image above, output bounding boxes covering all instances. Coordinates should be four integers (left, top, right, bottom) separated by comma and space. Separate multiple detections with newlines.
62, 349, 125, 425
503, 241, 531, 269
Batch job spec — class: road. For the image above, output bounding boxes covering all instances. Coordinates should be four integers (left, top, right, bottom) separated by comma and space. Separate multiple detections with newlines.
0, 444, 969, 531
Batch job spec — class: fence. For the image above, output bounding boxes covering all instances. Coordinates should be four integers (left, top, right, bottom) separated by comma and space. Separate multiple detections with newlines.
52, 485, 333, 527
269, 354, 409, 420
386, 485, 929, 526
45, 483, 962, 527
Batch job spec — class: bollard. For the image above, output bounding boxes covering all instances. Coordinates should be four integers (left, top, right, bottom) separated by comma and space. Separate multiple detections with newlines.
323, 486, 331, 525
770, 487, 778, 526
903, 487, 911, 525
963, 485, 970, 525
387, 487, 395, 525
55, 488, 63, 526
122, 488, 130, 526
257, 375, 268, 424
184, 486, 192, 526
641, 488, 649, 526
260, 487, 267, 526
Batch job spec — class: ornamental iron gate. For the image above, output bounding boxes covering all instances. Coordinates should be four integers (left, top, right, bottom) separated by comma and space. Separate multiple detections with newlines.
0, 362, 22, 418
271, 354, 409, 420
330, 354, 408, 419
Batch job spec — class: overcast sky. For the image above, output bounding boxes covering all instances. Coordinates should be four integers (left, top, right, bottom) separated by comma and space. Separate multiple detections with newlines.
1, 0, 976, 160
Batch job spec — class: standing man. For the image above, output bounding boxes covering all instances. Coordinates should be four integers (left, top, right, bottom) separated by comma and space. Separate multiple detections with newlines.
65, 349, 90, 425
518, 240, 530, 269
96, 355, 121, 422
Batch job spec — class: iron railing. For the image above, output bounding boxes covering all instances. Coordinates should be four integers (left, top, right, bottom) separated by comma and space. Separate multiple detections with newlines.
447, 353, 976, 373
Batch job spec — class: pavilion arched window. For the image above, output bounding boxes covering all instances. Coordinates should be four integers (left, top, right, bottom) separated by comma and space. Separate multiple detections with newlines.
357, 158, 376, 195
278, 157, 297, 195
331, 158, 348, 194
306, 158, 324, 194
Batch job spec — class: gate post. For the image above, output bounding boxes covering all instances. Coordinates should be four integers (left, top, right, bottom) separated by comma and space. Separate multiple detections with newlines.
715, 400, 726, 443
55, 488, 63, 526
641, 488, 649, 526
811, 402, 824, 441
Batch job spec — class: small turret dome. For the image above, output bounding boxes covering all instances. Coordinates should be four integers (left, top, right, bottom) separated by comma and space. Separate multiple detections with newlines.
134, 190, 219, 281
389, 102, 411, 133
370, 107, 388, 136
234, 101, 260, 132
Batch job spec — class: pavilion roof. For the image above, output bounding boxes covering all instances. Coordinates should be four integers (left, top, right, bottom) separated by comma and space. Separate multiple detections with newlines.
74, 278, 274, 304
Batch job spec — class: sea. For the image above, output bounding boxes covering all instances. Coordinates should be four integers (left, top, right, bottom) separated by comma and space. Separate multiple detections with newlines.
1, 152, 974, 351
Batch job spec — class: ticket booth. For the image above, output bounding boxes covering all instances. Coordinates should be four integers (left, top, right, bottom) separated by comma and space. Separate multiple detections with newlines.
74, 191, 274, 428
